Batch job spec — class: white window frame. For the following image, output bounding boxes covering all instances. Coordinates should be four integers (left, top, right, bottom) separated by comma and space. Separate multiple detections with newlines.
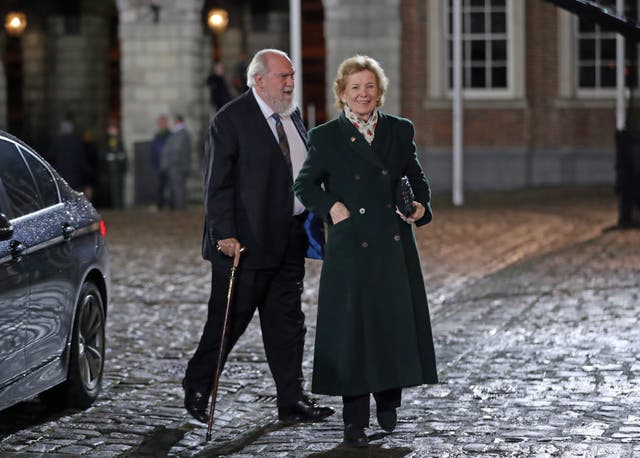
558, 5, 639, 100
427, 0, 525, 101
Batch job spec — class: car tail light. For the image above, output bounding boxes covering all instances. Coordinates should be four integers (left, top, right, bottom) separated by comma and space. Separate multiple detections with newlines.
100, 220, 107, 237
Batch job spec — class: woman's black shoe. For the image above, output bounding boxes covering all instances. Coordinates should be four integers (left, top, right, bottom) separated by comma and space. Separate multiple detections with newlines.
343, 424, 368, 448
377, 407, 397, 432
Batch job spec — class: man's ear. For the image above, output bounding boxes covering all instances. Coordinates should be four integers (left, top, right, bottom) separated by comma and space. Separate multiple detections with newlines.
254, 75, 263, 90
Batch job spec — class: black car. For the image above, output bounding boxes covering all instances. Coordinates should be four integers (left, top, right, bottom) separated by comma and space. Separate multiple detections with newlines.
0, 130, 110, 411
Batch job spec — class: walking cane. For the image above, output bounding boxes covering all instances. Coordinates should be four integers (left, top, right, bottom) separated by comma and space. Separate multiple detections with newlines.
205, 246, 244, 442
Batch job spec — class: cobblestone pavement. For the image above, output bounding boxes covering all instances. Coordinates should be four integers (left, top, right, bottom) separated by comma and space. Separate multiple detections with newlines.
1, 186, 640, 457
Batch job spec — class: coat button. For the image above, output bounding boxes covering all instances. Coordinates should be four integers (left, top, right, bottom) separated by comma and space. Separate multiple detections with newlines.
359, 208, 366, 214
393, 234, 400, 242
354, 174, 361, 180
361, 241, 368, 248
381, 169, 389, 175
386, 203, 392, 209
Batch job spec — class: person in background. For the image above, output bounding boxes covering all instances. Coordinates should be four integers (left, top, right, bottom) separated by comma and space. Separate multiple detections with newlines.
182, 48, 334, 425
206, 62, 232, 113
104, 121, 128, 209
232, 53, 249, 96
293, 55, 438, 448
49, 119, 91, 195
150, 115, 171, 210
159, 114, 191, 210
82, 129, 99, 202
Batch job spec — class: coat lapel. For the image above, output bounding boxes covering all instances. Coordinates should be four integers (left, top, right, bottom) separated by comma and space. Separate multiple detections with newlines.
338, 112, 385, 170
244, 91, 289, 164
371, 112, 393, 168
246, 91, 280, 152
245, 92, 311, 160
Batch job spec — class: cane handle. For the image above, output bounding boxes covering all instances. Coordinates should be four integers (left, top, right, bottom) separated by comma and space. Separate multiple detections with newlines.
232, 246, 245, 268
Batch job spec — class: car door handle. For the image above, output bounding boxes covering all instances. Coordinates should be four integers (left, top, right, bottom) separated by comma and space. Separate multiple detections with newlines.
62, 223, 75, 240
9, 240, 26, 261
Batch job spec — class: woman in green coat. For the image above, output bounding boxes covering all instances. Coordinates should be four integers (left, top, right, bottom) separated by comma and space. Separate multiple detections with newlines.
293, 55, 438, 448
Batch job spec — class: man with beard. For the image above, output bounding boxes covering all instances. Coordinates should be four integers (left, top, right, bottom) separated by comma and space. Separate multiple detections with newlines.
182, 49, 334, 424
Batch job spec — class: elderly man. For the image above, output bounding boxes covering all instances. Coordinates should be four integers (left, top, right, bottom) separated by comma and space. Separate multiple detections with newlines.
182, 49, 334, 424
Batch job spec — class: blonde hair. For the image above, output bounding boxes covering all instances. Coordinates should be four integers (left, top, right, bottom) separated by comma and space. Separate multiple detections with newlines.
333, 55, 389, 111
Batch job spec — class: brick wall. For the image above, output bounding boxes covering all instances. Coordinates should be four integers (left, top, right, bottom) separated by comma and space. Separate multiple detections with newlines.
527, 2, 616, 151
401, 0, 428, 143
401, 0, 616, 191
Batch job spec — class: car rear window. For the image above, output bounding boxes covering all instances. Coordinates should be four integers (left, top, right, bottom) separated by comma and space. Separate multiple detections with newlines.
20, 146, 59, 208
0, 139, 42, 217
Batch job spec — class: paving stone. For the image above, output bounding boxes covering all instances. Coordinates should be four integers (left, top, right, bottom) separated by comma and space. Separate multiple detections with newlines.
56, 444, 94, 455
2, 187, 639, 456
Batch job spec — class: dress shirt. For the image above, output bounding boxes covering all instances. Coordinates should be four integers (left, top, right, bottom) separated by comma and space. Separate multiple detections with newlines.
252, 87, 306, 216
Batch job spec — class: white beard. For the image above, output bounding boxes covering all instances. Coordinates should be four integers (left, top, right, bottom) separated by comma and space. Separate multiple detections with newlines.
272, 97, 296, 116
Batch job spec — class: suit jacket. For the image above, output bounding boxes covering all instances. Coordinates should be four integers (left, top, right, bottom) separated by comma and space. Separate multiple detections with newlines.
202, 90, 314, 269
160, 128, 191, 173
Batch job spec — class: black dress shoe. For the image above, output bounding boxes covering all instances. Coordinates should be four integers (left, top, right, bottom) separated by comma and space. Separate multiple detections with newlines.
377, 407, 397, 432
343, 424, 368, 448
182, 379, 209, 424
277, 397, 335, 422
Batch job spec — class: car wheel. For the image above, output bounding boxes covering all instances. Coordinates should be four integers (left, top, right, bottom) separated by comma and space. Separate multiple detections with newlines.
41, 281, 106, 410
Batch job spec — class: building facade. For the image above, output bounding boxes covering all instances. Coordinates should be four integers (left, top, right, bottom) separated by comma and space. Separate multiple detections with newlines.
0, 0, 624, 205
402, 0, 620, 192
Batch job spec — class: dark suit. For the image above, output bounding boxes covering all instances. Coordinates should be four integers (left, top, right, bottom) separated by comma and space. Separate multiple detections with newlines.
185, 89, 310, 407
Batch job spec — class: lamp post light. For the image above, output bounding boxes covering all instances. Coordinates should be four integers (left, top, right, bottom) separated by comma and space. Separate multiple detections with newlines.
5, 12, 27, 37
207, 9, 228, 34
207, 8, 228, 63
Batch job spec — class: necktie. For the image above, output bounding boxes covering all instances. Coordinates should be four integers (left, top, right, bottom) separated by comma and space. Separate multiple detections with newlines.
272, 113, 293, 175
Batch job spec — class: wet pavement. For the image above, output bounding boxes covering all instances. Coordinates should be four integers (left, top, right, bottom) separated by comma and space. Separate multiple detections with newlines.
1, 186, 639, 457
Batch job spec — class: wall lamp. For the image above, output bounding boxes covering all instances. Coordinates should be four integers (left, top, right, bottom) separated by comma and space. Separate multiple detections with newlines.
207, 8, 229, 33
5, 12, 27, 37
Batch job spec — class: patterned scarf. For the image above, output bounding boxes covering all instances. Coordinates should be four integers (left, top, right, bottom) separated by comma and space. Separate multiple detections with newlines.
344, 105, 378, 145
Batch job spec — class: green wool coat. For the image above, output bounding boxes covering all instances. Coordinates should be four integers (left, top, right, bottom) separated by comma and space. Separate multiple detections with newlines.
293, 111, 438, 396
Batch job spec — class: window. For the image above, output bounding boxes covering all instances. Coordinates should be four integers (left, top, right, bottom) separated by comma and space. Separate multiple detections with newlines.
446, 0, 509, 90
20, 147, 59, 208
576, 0, 638, 91
427, 0, 525, 101
0, 140, 43, 218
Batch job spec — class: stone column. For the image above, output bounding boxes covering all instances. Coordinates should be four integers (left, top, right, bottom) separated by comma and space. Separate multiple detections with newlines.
117, 0, 206, 207
246, 11, 289, 54
22, 24, 49, 150
22, 24, 46, 145
322, 0, 402, 117
44, 14, 110, 141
